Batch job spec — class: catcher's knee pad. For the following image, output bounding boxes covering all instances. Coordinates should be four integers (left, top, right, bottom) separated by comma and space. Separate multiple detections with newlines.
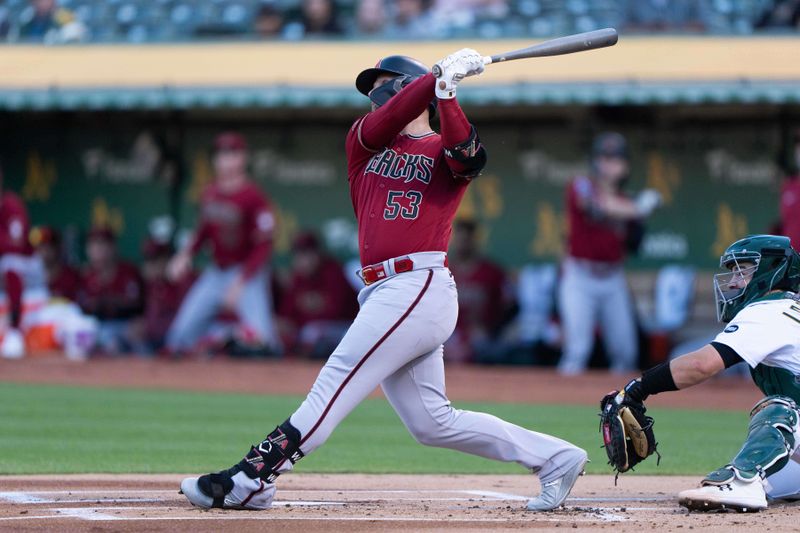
706, 396, 799, 485
241, 419, 304, 484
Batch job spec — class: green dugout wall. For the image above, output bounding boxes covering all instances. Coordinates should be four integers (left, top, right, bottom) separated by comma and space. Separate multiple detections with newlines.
0, 102, 793, 269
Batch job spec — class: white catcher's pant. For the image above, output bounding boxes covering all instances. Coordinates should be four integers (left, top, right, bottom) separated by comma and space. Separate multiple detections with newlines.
284, 254, 583, 484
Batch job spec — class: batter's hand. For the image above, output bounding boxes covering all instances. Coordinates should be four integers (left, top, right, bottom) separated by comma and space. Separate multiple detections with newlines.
167, 251, 192, 282
433, 48, 485, 100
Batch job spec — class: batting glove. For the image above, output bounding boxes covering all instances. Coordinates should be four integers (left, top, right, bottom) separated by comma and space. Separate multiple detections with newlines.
433, 48, 485, 99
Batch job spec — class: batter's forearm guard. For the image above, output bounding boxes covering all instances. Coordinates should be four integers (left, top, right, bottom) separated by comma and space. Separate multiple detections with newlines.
444, 125, 487, 179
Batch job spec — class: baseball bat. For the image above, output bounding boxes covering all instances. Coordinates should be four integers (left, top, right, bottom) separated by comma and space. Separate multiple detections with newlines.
431, 28, 618, 77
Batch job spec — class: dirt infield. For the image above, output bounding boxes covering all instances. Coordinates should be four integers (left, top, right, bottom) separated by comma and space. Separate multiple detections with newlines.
1, 473, 798, 532
0, 356, 785, 531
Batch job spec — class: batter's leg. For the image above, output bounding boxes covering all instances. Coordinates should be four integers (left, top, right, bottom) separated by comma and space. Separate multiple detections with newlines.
181, 268, 459, 510
234, 267, 281, 352
557, 261, 599, 375
289, 268, 458, 455
381, 345, 586, 486
598, 271, 638, 373
165, 267, 226, 351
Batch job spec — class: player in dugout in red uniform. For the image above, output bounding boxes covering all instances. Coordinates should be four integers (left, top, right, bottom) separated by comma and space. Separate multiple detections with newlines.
0, 160, 48, 358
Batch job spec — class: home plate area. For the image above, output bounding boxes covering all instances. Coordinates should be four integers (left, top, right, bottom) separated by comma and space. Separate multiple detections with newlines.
0, 474, 798, 531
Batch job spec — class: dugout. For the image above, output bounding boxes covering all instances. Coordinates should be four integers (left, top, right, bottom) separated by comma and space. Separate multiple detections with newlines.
1, 37, 798, 352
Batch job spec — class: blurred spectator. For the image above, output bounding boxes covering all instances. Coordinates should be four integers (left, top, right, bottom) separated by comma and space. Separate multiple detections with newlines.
384, 0, 438, 39
756, 0, 800, 30
624, 0, 709, 33
557, 132, 661, 375
79, 227, 144, 355
31, 226, 80, 302
430, 0, 509, 37
445, 219, 514, 363
127, 238, 195, 355
0, 160, 46, 359
166, 131, 281, 356
0, 6, 10, 40
253, 3, 285, 39
353, 0, 387, 36
779, 128, 800, 247
18, 0, 87, 43
287, 0, 343, 38
277, 231, 357, 358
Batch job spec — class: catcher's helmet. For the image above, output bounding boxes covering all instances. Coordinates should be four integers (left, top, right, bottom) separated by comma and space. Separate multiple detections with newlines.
714, 234, 800, 322
355, 55, 436, 115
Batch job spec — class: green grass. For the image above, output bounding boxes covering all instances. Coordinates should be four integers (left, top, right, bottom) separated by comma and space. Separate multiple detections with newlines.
0, 382, 747, 476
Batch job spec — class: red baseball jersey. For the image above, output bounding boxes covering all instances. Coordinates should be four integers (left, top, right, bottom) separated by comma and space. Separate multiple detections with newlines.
48, 264, 82, 301
781, 176, 800, 248
0, 191, 32, 256
279, 256, 358, 329
450, 258, 508, 335
144, 274, 195, 344
565, 176, 626, 263
190, 181, 275, 278
79, 261, 144, 320
345, 75, 474, 267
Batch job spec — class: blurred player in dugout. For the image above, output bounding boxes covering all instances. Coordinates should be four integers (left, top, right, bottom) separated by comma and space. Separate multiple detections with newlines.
773, 127, 800, 249
276, 231, 358, 358
79, 226, 144, 355
0, 159, 48, 358
167, 132, 281, 355
558, 132, 662, 375
446, 218, 514, 363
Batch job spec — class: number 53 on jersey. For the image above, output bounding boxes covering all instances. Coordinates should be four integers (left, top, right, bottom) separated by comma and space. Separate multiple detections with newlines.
384, 190, 423, 220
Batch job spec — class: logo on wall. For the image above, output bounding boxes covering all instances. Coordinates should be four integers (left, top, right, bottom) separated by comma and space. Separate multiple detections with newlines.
640, 232, 689, 259
82, 131, 168, 185
518, 151, 588, 186
711, 203, 748, 257
23, 152, 57, 202
705, 149, 778, 186
251, 149, 336, 186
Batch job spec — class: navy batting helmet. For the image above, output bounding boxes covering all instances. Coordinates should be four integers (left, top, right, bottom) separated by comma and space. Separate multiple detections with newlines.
355, 55, 436, 115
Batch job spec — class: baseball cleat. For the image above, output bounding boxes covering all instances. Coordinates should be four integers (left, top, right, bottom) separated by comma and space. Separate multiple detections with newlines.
0, 328, 25, 359
180, 463, 276, 510
678, 478, 767, 513
526, 449, 588, 512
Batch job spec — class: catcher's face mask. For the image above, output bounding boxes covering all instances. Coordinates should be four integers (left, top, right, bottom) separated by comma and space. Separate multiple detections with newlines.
714, 253, 759, 322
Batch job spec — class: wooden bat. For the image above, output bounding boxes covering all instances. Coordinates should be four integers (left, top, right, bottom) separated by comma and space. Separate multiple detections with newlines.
431, 28, 618, 78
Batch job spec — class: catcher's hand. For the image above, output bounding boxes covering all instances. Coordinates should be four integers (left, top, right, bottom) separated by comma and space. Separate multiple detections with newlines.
599, 380, 659, 480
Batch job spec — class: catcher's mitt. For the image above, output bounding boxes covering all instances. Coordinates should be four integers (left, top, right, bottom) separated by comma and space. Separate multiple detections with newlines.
599, 387, 659, 481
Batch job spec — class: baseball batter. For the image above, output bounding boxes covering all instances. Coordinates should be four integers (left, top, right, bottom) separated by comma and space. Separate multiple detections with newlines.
606, 234, 800, 512
181, 49, 587, 512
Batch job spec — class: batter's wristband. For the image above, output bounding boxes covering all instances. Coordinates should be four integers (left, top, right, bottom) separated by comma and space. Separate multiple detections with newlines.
640, 361, 678, 398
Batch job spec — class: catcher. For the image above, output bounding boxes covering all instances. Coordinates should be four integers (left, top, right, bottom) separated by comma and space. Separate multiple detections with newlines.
600, 234, 800, 512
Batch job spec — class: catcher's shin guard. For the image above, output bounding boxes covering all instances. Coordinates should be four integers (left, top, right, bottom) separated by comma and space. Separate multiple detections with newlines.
705, 396, 799, 485
180, 420, 304, 510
